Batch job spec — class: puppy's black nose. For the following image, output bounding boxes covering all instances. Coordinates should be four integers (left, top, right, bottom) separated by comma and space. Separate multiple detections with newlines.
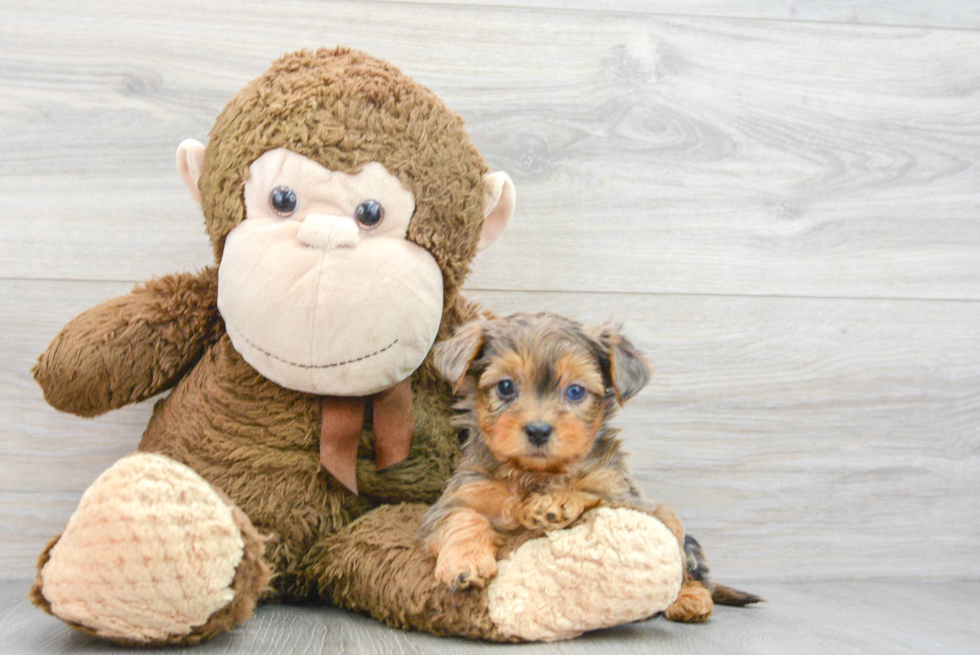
524, 422, 553, 447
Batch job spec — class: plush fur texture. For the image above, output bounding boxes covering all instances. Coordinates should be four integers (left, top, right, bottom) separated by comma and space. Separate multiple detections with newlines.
487, 507, 683, 641
31, 454, 272, 647
33, 267, 223, 418
198, 47, 487, 329
29, 48, 506, 644
30, 48, 717, 645
305, 503, 507, 641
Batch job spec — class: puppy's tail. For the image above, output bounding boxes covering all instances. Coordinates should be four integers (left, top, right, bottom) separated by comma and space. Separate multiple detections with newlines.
710, 583, 764, 607
684, 535, 765, 607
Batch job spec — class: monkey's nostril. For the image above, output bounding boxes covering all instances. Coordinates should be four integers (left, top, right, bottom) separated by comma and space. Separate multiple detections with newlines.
524, 421, 553, 447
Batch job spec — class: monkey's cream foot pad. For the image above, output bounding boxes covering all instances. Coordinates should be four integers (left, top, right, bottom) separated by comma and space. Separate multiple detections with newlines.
37, 453, 245, 643
486, 507, 684, 641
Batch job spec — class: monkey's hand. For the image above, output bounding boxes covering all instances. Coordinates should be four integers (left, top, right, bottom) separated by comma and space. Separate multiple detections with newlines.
34, 267, 221, 417
515, 491, 602, 531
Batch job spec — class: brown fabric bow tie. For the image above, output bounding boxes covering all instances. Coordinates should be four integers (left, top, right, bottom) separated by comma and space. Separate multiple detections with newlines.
319, 378, 414, 495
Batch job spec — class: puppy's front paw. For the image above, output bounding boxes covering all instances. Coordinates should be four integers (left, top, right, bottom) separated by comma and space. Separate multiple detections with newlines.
518, 491, 600, 531
435, 544, 498, 590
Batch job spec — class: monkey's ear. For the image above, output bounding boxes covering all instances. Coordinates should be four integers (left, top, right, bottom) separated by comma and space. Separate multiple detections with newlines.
176, 139, 207, 204
584, 323, 651, 405
478, 172, 516, 251
433, 319, 487, 393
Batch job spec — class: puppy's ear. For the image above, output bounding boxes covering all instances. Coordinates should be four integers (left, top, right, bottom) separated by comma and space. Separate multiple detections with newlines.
584, 323, 651, 405
433, 318, 487, 393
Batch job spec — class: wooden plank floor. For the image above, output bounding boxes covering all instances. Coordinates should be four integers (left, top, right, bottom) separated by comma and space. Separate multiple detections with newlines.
1, 3, 979, 650
2, 580, 979, 655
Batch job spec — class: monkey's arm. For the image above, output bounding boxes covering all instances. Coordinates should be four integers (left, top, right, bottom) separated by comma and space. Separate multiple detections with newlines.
34, 267, 222, 417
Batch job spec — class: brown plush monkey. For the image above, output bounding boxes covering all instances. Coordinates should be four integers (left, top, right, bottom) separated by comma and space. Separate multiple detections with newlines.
29, 48, 684, 646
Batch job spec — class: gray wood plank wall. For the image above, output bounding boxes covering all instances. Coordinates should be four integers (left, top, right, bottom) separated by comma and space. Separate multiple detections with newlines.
1, 0, 977, 584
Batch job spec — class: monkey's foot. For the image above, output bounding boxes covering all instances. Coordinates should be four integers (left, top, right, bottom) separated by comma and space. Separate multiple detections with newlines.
487, 507, 683, 641
31, 453, 270, 646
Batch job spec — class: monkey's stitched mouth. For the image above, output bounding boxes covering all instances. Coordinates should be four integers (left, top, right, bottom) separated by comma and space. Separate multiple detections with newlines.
232, 326, 399, 370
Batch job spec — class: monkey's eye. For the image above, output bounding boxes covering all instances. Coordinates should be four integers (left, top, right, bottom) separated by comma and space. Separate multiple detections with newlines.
565, 384, 586, 403
354, 200, 384, 229
270, 186, 298, 217
496, 379, 516, 399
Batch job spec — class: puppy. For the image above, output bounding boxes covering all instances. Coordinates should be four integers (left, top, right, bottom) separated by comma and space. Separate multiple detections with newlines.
421, 312, 755, 622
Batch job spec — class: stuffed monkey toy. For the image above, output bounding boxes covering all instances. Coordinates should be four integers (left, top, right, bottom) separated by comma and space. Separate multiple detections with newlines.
29, 47, 685, 645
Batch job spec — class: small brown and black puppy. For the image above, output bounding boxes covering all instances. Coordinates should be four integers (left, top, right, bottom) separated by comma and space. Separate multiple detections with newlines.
422, 312, 758, 622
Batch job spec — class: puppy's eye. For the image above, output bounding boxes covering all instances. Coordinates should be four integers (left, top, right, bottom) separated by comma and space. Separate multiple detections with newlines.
566, 384, 586, 403
496, 379, 516, 399
270, 186, 298, 217
355, 199, 384, 229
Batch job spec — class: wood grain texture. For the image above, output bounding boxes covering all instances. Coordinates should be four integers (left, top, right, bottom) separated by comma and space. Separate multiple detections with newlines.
365, 0, 980, 30
2, 0, 979, 618
2, 580, 979, 654
471, 290, 980, 584
1, 1, 979, 299
3, 280, 978, 581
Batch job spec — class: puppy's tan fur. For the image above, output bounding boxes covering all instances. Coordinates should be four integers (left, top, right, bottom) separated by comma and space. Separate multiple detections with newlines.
421, 312, 716, 622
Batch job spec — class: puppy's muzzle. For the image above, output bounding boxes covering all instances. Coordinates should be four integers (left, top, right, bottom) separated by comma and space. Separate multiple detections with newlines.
524, 422, 553, 447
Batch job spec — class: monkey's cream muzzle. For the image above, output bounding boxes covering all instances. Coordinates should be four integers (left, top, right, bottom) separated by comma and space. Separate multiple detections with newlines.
217, 149, 444, 398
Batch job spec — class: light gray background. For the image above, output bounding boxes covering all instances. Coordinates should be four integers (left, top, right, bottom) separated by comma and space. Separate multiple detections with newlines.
1, 1, 978, 652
